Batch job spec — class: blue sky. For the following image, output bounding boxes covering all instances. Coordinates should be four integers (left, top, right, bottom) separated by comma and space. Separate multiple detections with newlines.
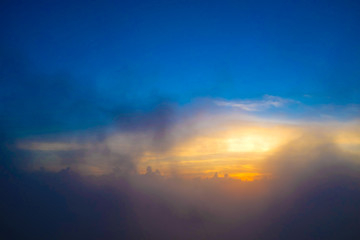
1, 0, 360, 136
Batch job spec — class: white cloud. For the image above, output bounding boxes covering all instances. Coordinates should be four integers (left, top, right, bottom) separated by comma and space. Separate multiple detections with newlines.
214, 95, 297, 111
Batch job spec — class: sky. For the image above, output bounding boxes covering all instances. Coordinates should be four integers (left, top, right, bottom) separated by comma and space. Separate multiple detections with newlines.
2, 0, 360, 104
1, 0, 360, 239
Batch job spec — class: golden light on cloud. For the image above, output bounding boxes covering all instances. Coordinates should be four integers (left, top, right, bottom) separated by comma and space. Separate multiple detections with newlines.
137, 125, 301, 180
230, 172, 264, 181
227, 135, 274, 153
16, 110, 360, 181
336, 133, 360, 154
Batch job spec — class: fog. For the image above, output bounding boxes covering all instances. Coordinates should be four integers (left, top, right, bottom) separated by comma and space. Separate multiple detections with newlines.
2, 121, 360, 239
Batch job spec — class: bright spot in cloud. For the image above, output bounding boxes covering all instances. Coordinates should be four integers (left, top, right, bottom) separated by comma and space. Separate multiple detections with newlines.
227, 136, 273, 152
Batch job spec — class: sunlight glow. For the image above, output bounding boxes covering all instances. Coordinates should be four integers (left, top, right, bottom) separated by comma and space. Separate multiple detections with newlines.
137, 125, 300, 181
227, 136, 273, 152
17, 113, 360, 182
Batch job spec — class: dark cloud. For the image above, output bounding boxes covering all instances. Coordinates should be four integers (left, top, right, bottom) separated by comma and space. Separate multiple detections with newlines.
1, 131, 360, 239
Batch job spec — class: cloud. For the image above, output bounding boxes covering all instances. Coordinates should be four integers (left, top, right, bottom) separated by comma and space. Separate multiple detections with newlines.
11, 95, 360, 178
2, 104, 360, 239
214, 95, 297, 111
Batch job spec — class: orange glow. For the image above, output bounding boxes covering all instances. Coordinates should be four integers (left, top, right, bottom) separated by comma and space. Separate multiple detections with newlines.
138, 126, 300, 181
17, 115, 360, 180
230, 172, 264, 181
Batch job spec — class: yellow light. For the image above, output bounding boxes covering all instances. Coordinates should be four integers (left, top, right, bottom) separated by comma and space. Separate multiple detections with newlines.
227, 136, 273, 152
137, 126, 300, 180
230, 172, 263, 181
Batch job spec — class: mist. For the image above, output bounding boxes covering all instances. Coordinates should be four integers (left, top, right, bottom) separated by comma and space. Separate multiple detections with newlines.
2, 109, 360, 239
